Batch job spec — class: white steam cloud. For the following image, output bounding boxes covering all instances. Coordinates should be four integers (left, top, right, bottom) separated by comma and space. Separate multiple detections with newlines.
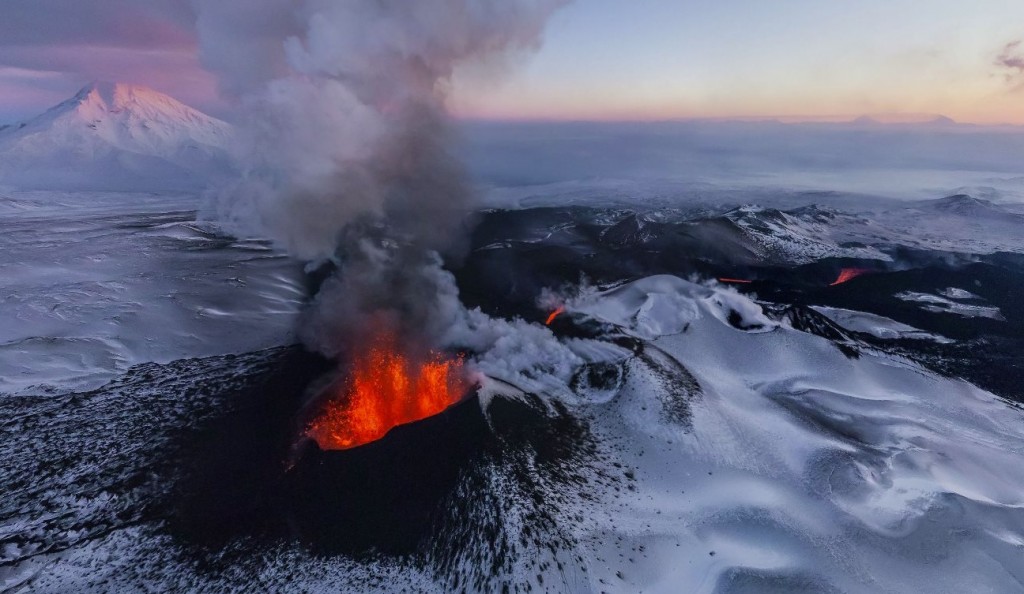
192, 0, 572, 381
194, 0, 568, 260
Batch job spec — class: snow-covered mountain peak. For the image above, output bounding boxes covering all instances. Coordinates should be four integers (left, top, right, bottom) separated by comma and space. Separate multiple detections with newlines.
20, 81, 232, 150
929, 193, 994, 211
0, 82, 235, 191
67, 82, 190, 118
80, 82, 216, 124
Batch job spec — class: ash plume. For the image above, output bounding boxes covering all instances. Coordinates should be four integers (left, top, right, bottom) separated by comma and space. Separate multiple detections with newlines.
195, 0, 567, 259
192, 0, 569, 352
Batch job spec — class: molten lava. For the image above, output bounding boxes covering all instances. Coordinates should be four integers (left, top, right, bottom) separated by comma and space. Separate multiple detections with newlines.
830, 268, 870, 286
718, 278, 754, 284
545, 306, 565, 326
306, 332, 469, 451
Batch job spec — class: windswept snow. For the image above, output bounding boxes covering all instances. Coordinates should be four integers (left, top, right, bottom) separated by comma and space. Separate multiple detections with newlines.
565, 275, 1024, 593
0, 190, 303, 395
810, 306, 953, 342
721, 198, 1024, 262
896, 291, 1005, 320
723, 205, 892, 263
567, 276, 777, 339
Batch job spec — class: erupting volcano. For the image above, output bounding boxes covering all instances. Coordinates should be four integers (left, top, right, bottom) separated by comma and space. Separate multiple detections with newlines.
306, 330, 470, 451
545, 306, 565, 325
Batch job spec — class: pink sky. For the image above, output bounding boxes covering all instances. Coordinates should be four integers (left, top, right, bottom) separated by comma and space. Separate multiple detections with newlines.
2, 0, 1023, 125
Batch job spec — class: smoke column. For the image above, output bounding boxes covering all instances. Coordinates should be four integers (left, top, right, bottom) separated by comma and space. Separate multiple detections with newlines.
192, 0, 569, 352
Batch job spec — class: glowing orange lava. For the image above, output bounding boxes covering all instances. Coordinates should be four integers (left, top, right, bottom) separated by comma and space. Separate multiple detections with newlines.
718, 278, 754, 284
545, 306, 565, 325
306, 331, 469, 451
830, 268, 870, 286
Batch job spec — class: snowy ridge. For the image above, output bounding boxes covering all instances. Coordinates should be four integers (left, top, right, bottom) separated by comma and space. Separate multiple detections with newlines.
712, 197, 1024, 262
917, 193, 1024, 220
0, 82, 235, 191
721, 204, 891, 263
553, 276, 1024, 592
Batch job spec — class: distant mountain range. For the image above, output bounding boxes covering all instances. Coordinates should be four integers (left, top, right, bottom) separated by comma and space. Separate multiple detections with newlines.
849, 114, 958, 126
0, 82, 234, 191
2, 83, 1021, 195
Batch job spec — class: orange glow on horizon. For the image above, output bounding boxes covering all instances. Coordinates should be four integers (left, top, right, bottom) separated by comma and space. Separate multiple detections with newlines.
306, 330, 470, 451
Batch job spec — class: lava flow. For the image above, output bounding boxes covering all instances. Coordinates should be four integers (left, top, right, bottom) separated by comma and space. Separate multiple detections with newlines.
306, 331, 469, 451
545, 306, 565, 326
830, 268, 870, 286
718, 278, 754, 284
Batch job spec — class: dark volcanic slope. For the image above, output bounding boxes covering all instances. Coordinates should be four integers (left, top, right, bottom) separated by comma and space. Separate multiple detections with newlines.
453, 206, 1024, 402
456, 206, 764, 319
0, 348, 327, 584
1, 344, 626, 592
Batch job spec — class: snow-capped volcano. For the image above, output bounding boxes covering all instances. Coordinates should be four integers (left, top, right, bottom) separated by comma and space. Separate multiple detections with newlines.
0, 82, 234, 191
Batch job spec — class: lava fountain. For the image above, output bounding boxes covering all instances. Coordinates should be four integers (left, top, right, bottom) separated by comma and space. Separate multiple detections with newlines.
830, 268, 870, 286
545, 306, 565, 326
306, 330, 470, 451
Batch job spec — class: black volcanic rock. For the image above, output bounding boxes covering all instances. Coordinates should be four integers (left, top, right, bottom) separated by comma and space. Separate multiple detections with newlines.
283, 395, 492, 556
170, 370, 605, 575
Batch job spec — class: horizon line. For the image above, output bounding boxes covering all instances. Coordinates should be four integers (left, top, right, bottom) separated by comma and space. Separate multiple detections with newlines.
3, 83, 1024, 129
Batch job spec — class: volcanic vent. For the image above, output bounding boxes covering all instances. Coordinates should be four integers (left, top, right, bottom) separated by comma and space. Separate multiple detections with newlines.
305, 328, 471, 451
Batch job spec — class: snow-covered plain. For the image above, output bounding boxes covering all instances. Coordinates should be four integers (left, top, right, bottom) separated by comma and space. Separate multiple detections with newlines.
0, 190, 304, 394
809, 306, 952, 342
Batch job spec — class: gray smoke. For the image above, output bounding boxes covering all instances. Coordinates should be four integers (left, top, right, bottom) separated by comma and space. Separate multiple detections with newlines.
195, 0, 566, 259
997, 40, 1024, 84
192, 0, 568, 352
